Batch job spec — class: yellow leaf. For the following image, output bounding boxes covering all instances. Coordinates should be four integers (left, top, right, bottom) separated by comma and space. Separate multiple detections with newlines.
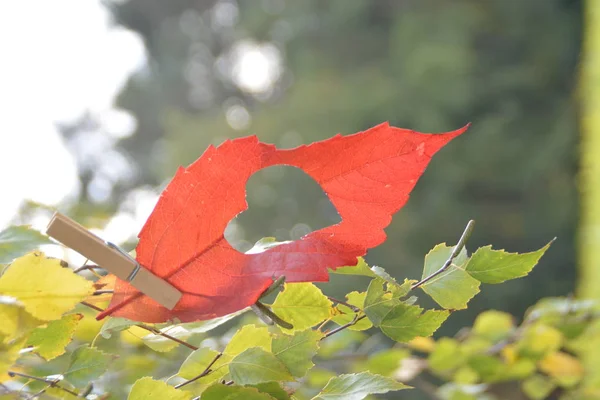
270, 283, 333, 333
539, 351, 584, 387
0, 252, 94, 321
0, 335, 28, 381
501, 344, 517, 364
0, 296, 42, 343
407, 336, 435, 353
224, 325, 272, 355
73, 312, 104, 342
120, 325, 147, 347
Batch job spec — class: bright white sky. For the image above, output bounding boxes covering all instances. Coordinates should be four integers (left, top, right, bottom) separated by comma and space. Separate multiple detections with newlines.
0, 0, 146, 229
0, 0, 281, 259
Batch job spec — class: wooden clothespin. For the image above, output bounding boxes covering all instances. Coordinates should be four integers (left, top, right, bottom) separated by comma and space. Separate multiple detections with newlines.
46, 212, 182, 310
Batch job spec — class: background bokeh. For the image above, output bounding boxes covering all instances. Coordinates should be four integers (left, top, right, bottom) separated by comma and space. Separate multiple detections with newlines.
3, 0, 581, 336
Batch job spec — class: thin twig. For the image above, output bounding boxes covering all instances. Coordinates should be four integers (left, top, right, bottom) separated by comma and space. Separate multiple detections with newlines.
73, 259, 90, 273
80, 302, 198, 351
174, 353, 223, 389
92, 290, 114, 296
411, 220, 475, 290
327, 296, 360, 312
323, 315, 366, 339
81, 301, 103, 312
8, 372, 79, 397
137, 323, 198, 351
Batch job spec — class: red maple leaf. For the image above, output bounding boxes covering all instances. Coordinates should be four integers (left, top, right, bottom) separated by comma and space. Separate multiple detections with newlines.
97, 122, 468, 323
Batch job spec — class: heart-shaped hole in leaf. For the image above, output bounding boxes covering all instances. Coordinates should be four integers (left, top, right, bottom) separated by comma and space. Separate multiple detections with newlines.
226, 165, 341, 252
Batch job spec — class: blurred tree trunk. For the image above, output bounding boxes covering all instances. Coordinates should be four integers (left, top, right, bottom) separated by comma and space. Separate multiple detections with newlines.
579, 0, 600, 299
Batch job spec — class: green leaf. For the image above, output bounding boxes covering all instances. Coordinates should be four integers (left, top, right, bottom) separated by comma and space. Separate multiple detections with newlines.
331, 292, 372, 331
420, 244, 480, 309
201, 384, 275, 400
465, 241, 553, 284
142, 326, 192, 352
318, 330, 366, 358
525, 297, 599, 339
363, 278, 398, 326
428, 338, 464, 373
63, 346, 115, 388
99, 317, 137, 339
466, 353, 535, 383
26, 314, 82, 360
178, 347, 221, 380
329, 257, 376, 277
128, 377, 191, 400
250, 382, 291, 400
466, 354, 507, 382
522, 374, 556, 400
0, 226, 52, 264
379, 303, 449, 343
517, 323, 563, 360
312, 372, 409, 400
272, 329, 322, 377
472, 310, 514, 342
184, 325, 272, 386
359, 348, 410, 376
269, 283, 332, 332
229, 347, 293, 385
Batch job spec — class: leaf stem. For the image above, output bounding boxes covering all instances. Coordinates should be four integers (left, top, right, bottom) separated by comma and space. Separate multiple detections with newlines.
327, 296, 360, 312
323, 314, 366, 339
7, 371, 79, 397
80, 302, 198, 351
174, 353, 222, 389
137, 323, 198, 351
92, 290, 114, 295
73, 264, 97, 274
411, 220, 475, 290
81, 301, 103, 312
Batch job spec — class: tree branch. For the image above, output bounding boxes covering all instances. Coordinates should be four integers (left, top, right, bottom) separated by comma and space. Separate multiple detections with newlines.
174, 353, 222, 389
411, 220, 475, 290
327, 296, 360, 312
8, 371, 79, 397
137, 323, 198, 351
323, 315, 366, 339
80, 302, 198, 351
